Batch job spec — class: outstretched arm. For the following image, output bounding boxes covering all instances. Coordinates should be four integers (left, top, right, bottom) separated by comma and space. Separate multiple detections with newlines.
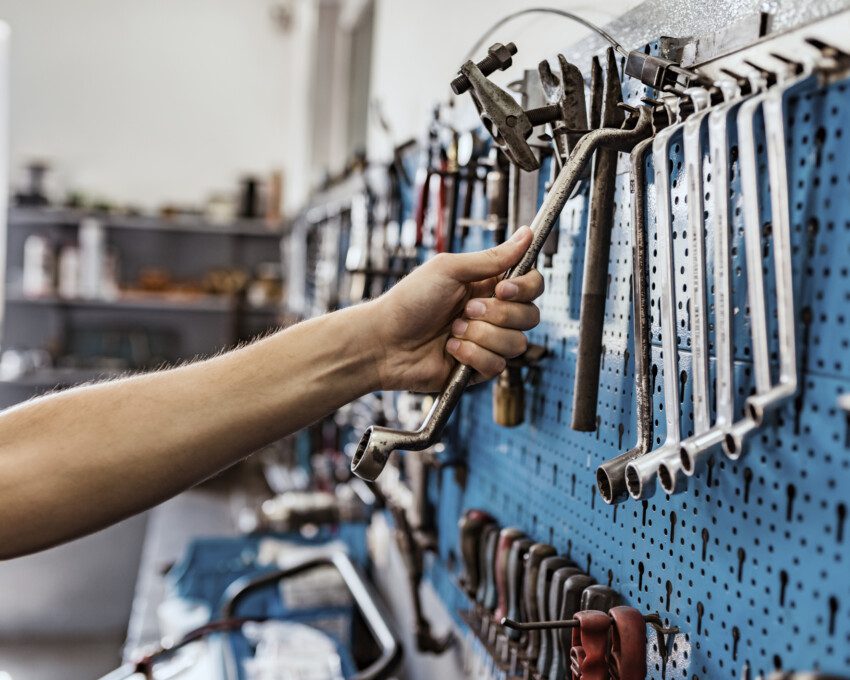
0, 227, 543, 558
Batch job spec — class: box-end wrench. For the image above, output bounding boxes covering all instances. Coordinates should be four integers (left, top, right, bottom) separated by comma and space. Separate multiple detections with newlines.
595, 135, 656, 504
351, 107, 655, 482
722, 61, 816, 459
659, 85, 734, 494
679, 82, 748, 478
626, 94, 710, 500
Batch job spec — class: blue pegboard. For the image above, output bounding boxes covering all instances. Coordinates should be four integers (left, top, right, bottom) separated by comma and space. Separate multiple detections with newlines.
419, 56, 850, 679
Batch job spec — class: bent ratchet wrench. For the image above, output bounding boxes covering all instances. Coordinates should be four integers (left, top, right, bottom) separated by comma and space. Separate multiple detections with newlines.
352, 107, 655, 482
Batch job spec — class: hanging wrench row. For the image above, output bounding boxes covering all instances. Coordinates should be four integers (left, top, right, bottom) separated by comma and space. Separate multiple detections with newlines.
598, 39, 850, 503
457, 508, 677, 679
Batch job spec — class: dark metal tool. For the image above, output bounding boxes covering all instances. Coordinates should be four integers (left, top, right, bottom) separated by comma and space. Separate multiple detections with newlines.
522, 543, 557, 665
570, 47, 627, 433
580, 584, 620, 612
390, 505, 454, 653
352, 106, 655, 482
505, 538, 534, 642
535, 556, 574, 675
478, 523, 500, 636
458, 509, 494, 597
542, 566, 581, 680
595, 135, 655, 504
494, 528, 526, 625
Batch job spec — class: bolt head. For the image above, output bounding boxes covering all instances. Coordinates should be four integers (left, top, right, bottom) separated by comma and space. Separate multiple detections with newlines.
487, 42, 515, 70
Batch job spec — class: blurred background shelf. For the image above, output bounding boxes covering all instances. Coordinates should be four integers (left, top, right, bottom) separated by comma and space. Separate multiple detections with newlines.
9, 206, 285, 238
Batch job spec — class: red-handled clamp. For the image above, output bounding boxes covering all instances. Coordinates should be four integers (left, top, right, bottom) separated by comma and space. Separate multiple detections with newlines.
609, 606, 647, 680
570, 610, 611, 680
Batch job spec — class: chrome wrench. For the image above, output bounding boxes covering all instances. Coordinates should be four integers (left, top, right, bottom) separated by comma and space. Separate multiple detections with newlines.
722, 60, 817, 458
625, 95, 705, 500
678, 81, 750, 478
594, 135, 656, 504
659, 82, 740, 493
352, 107, 655, 482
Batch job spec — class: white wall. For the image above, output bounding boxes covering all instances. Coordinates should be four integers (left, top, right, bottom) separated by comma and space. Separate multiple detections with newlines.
367, 0, 644, 160
0, 0, 314, 211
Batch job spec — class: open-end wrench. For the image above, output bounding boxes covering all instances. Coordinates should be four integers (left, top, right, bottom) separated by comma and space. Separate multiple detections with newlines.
352, 107, 655, 482
679, 80, 749, 478
595, 130, 660, 504
659, 85, 732, 494
625, 95, 699, 500
722, 59, 818, 459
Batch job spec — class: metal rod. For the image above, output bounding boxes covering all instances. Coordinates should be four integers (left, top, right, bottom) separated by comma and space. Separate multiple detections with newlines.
571, 47, 625, 432
595, 136, 655, 504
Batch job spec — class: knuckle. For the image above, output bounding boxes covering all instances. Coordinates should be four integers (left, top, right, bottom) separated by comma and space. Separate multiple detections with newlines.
431, 252, 452, 271
533, 271, 545, 295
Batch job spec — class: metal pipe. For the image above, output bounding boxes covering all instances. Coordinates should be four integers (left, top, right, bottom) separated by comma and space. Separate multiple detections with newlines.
595, 136, 655, 504
351, 107, 654, 482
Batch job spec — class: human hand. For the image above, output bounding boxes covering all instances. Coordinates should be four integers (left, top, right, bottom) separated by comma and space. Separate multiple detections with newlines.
373, 226, 544, 392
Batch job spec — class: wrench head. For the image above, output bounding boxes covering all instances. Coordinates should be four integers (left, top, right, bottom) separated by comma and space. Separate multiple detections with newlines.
658, 459, 687, 495
351, 425, 432, 481
722, 417, 758, 460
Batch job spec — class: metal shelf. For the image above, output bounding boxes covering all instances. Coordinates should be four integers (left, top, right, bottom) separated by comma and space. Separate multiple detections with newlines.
8, 207, 285, 238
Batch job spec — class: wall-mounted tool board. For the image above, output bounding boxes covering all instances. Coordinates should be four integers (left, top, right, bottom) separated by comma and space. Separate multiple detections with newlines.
417, 12, 850, 679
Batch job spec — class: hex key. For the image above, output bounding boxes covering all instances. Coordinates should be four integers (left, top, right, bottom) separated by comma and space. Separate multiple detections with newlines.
722, 63, 814, 459
657, 88, 718, 494
594, 135, 655, 504
679, 85, 747, 477
351, 107, 655, 482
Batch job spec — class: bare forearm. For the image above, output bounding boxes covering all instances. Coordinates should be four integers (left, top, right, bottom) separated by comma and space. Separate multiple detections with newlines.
0, 303, 380, 558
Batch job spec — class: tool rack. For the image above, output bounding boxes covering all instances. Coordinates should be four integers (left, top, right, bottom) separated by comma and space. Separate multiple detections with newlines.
287, 5, 850, 678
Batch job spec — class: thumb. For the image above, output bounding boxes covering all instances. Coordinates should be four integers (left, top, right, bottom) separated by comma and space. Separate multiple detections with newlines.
442, 226, 533, 283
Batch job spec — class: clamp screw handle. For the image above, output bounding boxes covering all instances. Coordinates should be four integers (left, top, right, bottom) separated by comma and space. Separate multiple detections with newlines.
451, 42, 518, 95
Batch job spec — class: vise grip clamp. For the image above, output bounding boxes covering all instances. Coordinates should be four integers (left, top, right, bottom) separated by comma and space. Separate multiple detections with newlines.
454, 42, 568, 171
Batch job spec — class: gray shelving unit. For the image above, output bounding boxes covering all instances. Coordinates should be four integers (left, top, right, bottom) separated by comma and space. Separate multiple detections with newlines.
1, 207, 285, 407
